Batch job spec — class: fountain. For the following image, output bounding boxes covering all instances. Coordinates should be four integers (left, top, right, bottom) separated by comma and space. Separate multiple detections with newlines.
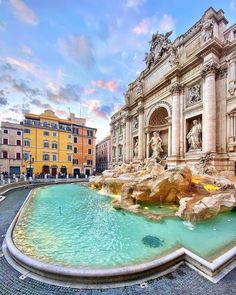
90, 149, 236, 222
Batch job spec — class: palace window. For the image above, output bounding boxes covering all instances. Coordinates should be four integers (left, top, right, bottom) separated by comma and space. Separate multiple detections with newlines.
2, 151, 8, 159
73, 127, 78, 135
88, 138, 92, 145
73, 159, 78, 164
16, 153, 21, 160
23, 139, 30, 147
17, 131, 21, 136
51, 123, 57, 129
52, 142, 58, 149
67, 154, 72, 161
74, 147, 78, 153
23, 153, 29, 160
87, 130, 93, 137
68, 134, 72, 139
24, 128, 30, 134
43, 131, 50, 136
67, 144, 72, 150
53, 132, 57, 137
3, 129, 8, 134
44, 141, 50, 148
3, 138, 8, 145
88, 149, 92, 155
74, 137, 78, 143
16, 140, 21, 146
43, 122, 49, 127
52, 154, 57, 161
43, 154, 50, 161
87, 160, 92, 165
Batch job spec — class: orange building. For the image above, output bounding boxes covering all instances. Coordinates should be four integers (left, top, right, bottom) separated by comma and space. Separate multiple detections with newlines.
21, 110, 96, 177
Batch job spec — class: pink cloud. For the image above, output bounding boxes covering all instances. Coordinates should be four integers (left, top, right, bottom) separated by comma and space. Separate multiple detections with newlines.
126, 0, 146, 8
9, 0, 38, 25
132, 18, 150, 34
132, 13, 174, 36
91, 79, 117, 92
4, 56, 35, 73
85, 99, 110, 120
83, 88, 97, 95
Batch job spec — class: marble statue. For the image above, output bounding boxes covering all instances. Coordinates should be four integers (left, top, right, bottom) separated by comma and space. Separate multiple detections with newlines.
144, 31, 173, 69
187, 120, 202, 150
187, 84, 201, 106
148, 131, 163, 159
133, 140, 138, 158
202, 18, 214, 42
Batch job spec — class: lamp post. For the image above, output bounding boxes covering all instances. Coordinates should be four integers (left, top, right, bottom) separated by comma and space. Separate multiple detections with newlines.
29, 154, 32, 178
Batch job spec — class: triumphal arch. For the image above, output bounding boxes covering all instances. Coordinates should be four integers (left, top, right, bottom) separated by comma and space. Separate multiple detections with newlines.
110, 7, 236, 174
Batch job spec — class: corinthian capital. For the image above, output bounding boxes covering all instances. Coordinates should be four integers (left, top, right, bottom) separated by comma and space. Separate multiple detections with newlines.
201, 61, 219, 78
170, 83, 184, 94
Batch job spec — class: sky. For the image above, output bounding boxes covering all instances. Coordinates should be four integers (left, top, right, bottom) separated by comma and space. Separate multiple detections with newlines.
0, 0, 236, 141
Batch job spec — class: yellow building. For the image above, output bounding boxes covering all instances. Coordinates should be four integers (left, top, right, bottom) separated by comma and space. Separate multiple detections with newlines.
22, 110, 75, 176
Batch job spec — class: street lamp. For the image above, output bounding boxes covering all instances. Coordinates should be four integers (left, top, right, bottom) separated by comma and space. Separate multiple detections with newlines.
29, 155, 32, 178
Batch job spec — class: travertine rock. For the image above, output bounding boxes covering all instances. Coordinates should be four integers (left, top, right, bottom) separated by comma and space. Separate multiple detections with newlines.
176, 192, 236, 221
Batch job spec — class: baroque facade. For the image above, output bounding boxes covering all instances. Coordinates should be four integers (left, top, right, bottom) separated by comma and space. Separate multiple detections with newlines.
110, 7, 236, 174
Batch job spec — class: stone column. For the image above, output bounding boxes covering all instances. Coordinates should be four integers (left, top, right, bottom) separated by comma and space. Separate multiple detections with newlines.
138, 106, 144, 160
202, 61, 218, 153
146, 132, 150, 158
125, 116, 131, 162
179, 88, 185, 157
170, 83, 182, 157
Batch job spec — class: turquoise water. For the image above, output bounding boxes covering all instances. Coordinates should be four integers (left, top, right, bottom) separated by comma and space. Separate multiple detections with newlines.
14, 184, 236, 268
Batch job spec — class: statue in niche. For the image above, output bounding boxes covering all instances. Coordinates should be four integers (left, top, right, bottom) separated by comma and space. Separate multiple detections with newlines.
187, 119, 202, 150
188, 84, 201, 105
202, 18, 214, 42
133, 140, 139, 158
148, 131, 163, 160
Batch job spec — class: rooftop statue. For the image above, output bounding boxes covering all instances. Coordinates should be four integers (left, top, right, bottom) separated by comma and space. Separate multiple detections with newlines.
144, 31, 173, 69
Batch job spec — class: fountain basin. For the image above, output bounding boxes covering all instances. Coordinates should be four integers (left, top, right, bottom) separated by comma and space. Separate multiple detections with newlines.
5, 184, 236, 286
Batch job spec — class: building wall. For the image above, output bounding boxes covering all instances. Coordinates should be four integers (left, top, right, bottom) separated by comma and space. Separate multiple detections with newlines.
110, 7, 236, 175
0, 122, 23, 175
96, 135, 111, 172
22, 110, 96, 176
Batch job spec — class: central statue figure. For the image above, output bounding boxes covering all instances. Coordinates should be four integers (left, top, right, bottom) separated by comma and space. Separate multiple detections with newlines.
148, 131, 163, 159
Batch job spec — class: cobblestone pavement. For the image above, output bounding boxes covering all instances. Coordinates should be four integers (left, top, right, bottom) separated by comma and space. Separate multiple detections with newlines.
0, 187, 236, 295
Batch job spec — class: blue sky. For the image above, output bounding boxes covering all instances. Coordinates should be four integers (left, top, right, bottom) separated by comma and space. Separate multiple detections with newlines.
0, 0, 236, 140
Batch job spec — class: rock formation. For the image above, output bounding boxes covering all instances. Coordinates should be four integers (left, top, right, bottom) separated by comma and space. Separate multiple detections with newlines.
89, 157, 236, 222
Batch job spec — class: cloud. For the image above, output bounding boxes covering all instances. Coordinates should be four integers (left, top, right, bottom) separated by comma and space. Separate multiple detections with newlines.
91, 79, 117, 92
1, 63, 16, 72
30, 98, 51, 109
0, 74, 41, 98
58, 34, 95, 69
230, 1, 236, 10
85, 99, 113, 119
21, 45, 32, 56
126, 0, 146, 8
83, 88, 96, 95
132, 14, 175, 35
133, 18, 150, 34
4, 56, 36, 73
0, 89, 8, 105
47, 84, 81, 104
9, 0, 38, 25
9, 103, 30, 114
